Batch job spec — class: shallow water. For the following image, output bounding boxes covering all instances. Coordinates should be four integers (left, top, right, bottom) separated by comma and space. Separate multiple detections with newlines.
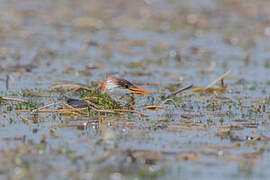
0, 0, 270, 179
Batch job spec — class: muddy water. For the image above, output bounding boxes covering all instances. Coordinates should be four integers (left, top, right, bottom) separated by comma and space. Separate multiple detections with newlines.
0, 0, 270, 179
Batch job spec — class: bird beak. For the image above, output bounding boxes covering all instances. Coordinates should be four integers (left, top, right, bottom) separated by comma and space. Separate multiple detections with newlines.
129, 87, 152, 95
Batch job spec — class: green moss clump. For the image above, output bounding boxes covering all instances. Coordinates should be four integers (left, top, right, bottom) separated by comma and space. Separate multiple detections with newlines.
79, 89, 120, 109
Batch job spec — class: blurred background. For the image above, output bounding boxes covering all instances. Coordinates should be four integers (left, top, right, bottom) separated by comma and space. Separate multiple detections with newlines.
0, 0, 270, 179
1, 0, 270, 91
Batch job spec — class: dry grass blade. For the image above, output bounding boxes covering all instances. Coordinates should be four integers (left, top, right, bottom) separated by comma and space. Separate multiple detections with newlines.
144, 105, 163, 110
15, 110, 31, 113
111, 109, 147, 117
19, 115, 30, 122
94, 109, 121, 114
48, 84, 91, 91
0, 97, 26, 102
17, 102, 141, 116
165, 125, 208, 132
35, 109, 82, 115
191, 70, 231, 93
16, 109, 81, 115
30, 101, 87, 116
191, 86, 227, 93
206, 69, 231, 89
31, 101, 63, 114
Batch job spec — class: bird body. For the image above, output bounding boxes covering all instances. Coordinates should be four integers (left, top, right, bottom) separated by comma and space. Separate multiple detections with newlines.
67, 76, 151, 108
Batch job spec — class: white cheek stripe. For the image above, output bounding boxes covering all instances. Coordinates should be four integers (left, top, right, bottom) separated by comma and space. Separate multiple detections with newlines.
105, 80, 118, 92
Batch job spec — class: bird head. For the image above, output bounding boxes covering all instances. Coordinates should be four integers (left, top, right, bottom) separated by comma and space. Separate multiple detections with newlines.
100, 76, 152, 96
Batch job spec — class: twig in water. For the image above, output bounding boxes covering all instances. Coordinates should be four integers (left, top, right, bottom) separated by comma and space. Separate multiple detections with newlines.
206, 69, 231, 89
166, 84, 193, 98
6, 75, 9, 90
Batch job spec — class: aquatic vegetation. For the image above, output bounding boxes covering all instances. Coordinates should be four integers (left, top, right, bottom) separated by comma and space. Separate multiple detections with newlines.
0, 0, 270, 179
